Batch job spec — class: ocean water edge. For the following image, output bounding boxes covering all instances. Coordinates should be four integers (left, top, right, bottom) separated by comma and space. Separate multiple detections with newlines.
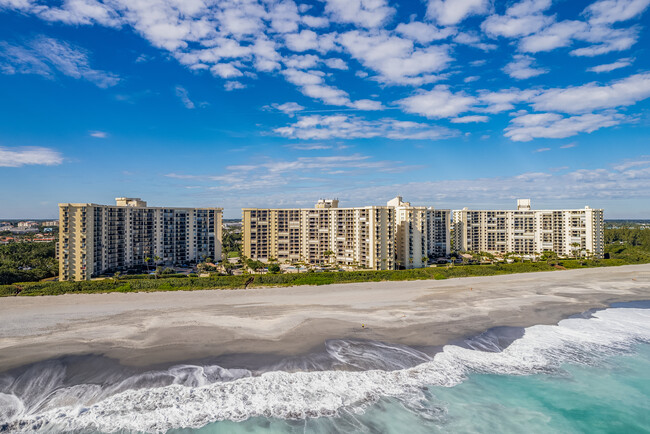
1, 301, 649, 433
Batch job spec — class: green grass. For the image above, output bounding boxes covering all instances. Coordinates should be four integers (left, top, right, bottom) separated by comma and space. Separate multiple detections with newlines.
0, 254, 643, 297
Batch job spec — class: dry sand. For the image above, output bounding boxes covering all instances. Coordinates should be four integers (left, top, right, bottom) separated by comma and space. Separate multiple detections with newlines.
1, 264, 649, 372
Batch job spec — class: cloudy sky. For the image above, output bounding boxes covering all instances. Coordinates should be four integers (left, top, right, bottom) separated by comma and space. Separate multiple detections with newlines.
0, 0, 649, 218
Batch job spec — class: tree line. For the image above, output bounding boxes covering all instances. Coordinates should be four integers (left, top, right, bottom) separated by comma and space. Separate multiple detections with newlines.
0, 241, 58, 285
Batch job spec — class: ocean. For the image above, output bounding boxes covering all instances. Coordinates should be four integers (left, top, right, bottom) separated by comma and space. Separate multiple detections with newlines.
1, 302, 649, 433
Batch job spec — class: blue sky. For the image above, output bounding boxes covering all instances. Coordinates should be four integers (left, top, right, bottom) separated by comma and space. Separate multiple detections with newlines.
0, 0, 649, 219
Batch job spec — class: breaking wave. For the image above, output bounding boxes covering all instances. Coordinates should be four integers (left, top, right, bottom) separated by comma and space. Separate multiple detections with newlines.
1, 306, 649, 433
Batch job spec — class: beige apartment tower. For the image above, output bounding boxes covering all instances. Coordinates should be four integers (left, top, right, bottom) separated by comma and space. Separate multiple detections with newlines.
388, 196, 451, 269
243, 201, 395, 270
59, 198, 222, 281
243, 197, 451, 270
453, 199, 604, 258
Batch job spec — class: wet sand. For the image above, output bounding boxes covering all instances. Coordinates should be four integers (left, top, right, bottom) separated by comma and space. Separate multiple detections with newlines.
1, 264, 649, 372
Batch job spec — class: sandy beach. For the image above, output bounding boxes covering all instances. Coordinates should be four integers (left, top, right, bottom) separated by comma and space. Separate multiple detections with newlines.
1, 264, 649, 373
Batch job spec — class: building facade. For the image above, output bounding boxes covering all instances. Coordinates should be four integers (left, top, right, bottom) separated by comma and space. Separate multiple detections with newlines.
243, 197, 451, 270
387, 196, 451, 269
243, 201, 395, 270
453, 199, 604, 258
59, 198, 222, 281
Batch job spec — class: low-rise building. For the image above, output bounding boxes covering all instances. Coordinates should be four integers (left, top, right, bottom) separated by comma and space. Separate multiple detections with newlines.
59, 197, 223, 281
453, 199, 604, 258
17, 221, 38, 228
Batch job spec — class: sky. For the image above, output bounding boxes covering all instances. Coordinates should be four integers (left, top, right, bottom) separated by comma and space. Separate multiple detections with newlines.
0, 0, 649, 219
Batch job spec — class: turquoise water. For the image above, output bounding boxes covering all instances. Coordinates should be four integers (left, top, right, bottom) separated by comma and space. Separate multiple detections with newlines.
2, 305, 649, 433
180, 343, 650, 434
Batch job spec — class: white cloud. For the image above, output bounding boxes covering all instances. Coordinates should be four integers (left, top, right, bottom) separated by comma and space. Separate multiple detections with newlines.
504, 111, 625, 141
450, 115, 489, 123
478, 89, 536, 113
224, 81, 246, 91
503, 54, 548, 79
482, 13, 553, 38
587, 57, 633, 72
338, 31, 451, 85
531, 72, 650, 113
175, 85, 195, 109
519, 20, 588, 52
268, 0, 300, 33
453, 32, 497, 51
283, 54, 320, 69
569, 26, 638, 56
394, 21, 455, 43
271, 102, 304, 115
0, 146, 64, 167
89, 130, 108, 138
323, 0, 395, 28
0, 36, 119, 87
284, 30, 337, 53
350, 99, 384, 110
583, 0, 650, 25
324, 58, 348, 70
506, 0, 553, 17
345, 157, 650, 203
533, 147, 550, 152
482, 0, 553, 38
302, 14, 329, 28
427, 0, 491, 26
397, 86, 476, 119
274, 114, 458, 140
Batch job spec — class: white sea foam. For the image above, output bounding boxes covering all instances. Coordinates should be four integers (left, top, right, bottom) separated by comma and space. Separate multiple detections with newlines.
1, 307, 649, 433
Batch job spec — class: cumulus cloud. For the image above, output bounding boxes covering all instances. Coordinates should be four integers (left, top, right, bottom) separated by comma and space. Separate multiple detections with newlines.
427, 0, 491, 26
0, 36, 120, 87
274, 114, 458, 140
338, 31, 451, 85
323, 0, 395, 28
531, 72, 650, 113
394, 21, 456, 43
504, 111, 625, 141
0, 146, 64, 167
583, 0, 650, 25
270, 101, 305, 116
397, 86, 476, 119
503, 54, 548, 79
519, 20, 588, 52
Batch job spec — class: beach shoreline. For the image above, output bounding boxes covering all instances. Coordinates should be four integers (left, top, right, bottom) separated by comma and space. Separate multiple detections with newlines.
1, 264, 649, 373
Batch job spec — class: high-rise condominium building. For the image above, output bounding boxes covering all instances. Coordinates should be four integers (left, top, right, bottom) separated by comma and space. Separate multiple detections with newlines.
388, 196, 451, 269
453, 199, 604, 258
242, 197, 451, 270
59, 198, 222, 281
243, 201, 395, 270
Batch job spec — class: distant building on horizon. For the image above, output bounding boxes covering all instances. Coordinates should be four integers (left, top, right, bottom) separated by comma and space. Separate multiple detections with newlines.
242, 197, 450, 270
453, 199, 604, 258
59, 197, 222, 281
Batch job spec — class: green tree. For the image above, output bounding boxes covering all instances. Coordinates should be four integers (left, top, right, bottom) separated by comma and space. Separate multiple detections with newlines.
268, 263, 281, 274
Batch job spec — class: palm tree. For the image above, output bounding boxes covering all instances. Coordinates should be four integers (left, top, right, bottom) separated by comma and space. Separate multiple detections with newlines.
421, 255, 429, 266
570, 242, 581, 259
144, 256, 151, 273
153, 255, 161, 267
